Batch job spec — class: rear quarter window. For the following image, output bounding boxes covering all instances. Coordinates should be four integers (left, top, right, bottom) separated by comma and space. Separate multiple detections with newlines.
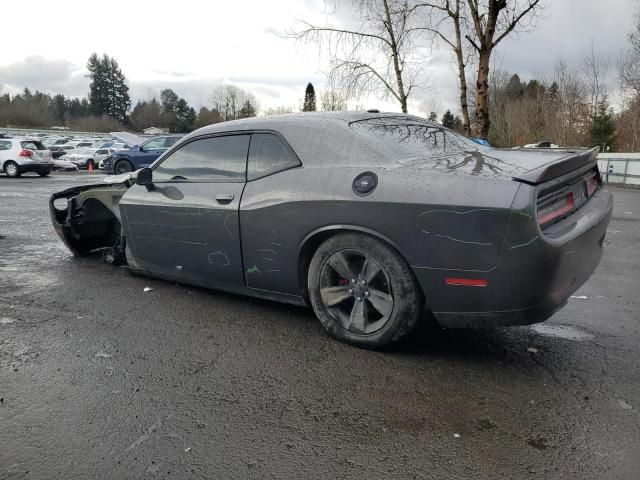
248, 133, 300, 180
349, 116, 480, 161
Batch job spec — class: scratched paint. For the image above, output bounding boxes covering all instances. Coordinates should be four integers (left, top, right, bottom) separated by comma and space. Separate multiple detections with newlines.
208, 251, 231, 266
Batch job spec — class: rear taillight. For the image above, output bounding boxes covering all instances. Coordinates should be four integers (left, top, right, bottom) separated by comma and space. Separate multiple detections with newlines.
537, 191, 575, 226
586, 173, 598, 197
18, 149, 33, 157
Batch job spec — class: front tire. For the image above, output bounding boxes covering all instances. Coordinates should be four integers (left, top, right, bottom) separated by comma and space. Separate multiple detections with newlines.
308, 232, 422, 349
4, 161, 20, 178
37, 169, 51, 177
114, 160, 133, 175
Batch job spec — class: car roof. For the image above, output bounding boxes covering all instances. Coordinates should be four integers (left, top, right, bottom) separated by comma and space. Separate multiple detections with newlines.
181, 111, 429, 168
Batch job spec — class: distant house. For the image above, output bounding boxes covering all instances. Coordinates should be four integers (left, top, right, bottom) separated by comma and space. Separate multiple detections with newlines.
143, 127, 168, 135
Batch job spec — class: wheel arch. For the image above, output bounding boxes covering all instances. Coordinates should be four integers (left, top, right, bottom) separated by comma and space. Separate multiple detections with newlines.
297, 224, 417, 301
3, 159, 16, 170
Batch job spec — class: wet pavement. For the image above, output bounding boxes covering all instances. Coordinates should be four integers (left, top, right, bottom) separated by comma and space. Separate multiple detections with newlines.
1, 172, 639, 479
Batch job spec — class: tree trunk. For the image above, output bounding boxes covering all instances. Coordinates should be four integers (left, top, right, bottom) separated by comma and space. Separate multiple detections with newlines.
475, 50, 491, 139
454, 23, 470, 135
400, 94, 408, 113
382, 0, 408, 113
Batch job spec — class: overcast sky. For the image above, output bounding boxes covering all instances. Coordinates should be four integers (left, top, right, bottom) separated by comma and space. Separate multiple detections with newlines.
0, 0, 636, 116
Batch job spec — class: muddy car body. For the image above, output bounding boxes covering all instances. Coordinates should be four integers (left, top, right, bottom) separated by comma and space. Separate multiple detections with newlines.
50, 112, 613, 348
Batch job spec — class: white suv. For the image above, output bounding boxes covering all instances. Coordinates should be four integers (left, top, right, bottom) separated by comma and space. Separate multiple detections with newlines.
0, 138, 54, 177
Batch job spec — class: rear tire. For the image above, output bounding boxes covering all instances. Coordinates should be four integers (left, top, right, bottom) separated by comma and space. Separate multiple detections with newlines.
114, 160, 133, 174
4, 161, 20, 178
308, 232, 422, 349
37, 170, 51, 177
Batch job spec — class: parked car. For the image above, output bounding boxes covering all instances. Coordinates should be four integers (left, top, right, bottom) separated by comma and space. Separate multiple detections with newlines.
65, 148, 113, 169
48, 145, 69, 159
53, 158, 79, 171
1, 138, 53, 177
49, 112, 612, 348
524, 141, 560, 148
102, 135, 183, 174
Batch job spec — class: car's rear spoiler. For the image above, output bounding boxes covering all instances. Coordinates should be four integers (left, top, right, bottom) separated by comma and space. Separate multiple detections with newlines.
512, 147, 599, 185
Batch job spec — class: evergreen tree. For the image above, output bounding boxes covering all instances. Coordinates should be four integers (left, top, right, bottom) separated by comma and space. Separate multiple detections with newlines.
87, 53, 130, 123
130, 98, 163, 131
428, 111, 438, 122
50, 94, 66, 123
505, 74, 524, 98
159, 89, 197, 132
303, 83, 316, 112
239, 100, 257, 119
441, 110, 455, 128
174, 98, 196, 132
195, 107, 223, 128
589, 100, 616, 151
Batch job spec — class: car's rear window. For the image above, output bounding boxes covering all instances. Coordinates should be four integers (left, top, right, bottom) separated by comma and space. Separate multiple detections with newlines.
349, 116, 482, 161
20, 140, 47, 150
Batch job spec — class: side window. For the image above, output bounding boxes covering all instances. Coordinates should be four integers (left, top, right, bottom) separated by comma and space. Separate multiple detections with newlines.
165, 137, 180, 148
0, 140, 11, 151
248, 133, 299, 181
153, 135, 250, 182
143, 138, 166, 150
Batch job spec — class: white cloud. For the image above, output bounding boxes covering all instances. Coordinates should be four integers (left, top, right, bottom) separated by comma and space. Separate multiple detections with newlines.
0, 0, 634, 116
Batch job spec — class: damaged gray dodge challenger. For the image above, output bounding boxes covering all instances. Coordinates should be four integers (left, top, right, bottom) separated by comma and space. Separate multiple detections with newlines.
50, 112, 613, 348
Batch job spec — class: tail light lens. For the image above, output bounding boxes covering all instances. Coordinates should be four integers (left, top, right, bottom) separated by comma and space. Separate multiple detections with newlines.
537, 192, 574, 226
586, 173, 598, 197
18, 149, 33, 157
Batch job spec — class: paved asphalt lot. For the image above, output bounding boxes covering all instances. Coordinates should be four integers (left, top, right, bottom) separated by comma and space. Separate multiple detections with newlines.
1, 171, 639, 479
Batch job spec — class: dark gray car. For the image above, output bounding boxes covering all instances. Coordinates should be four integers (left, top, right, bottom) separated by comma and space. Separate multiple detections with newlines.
50, 112, 613, 348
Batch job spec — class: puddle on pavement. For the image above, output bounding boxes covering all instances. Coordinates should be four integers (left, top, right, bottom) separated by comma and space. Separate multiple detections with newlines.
530, 324, 594, 341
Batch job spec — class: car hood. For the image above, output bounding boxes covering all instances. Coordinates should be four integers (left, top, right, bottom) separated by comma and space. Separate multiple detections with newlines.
110, 131, 143, 147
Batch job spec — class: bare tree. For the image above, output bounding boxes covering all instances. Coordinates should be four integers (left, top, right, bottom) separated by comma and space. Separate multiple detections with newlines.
465, 0, 545, 138
619, 7, 640, 96
210, 85, 258, 121
320, 87, 348, 111
581, 40, 609, 116
412, 0, 472, 134
293, 0, 430, 113
263, 105, 296, 116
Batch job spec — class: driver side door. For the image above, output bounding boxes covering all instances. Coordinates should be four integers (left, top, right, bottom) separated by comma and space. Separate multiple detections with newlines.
119, 134, 250, 289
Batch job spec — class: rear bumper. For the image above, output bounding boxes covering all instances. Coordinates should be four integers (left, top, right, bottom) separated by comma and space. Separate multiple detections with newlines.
415, 187, 613, 328
19, 163, 53, 174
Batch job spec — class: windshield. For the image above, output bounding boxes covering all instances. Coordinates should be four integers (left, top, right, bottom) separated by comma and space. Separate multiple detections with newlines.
20, 140, 47, 150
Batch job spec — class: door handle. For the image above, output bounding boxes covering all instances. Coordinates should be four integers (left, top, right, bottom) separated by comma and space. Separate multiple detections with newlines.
216, 194, 234, 203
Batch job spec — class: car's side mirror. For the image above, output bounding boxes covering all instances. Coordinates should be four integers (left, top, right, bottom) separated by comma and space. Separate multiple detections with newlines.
136, 167, 155, 191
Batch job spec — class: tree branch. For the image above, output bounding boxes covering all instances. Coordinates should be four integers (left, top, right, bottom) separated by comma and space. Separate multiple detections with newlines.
492, 0, 541, 47
292, 22, 393, 48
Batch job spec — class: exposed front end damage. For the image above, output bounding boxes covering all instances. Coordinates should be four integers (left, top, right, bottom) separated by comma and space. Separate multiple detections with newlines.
50, 181, 131, 264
